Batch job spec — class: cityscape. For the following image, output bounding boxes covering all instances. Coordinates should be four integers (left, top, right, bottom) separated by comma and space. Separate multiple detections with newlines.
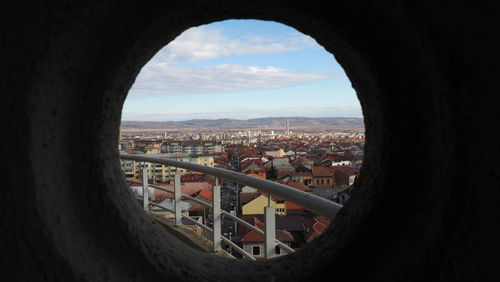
119, 117, 364, 259
118, 19, 364, 260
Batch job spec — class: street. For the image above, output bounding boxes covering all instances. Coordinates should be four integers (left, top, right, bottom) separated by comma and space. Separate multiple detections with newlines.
221, 181, 239, 238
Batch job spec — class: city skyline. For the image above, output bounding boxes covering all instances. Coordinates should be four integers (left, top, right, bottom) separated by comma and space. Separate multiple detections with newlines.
123, 19, 362, 121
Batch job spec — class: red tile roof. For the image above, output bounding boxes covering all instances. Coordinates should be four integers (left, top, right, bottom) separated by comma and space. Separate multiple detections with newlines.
329, 165, 351, 171
285, 181, 312, 192
334, 166, 360, 175
312, 166, 333, 177
240, 192, 261, 204
254, 216, 265, 230
240, 159, 264, 169
181, 174, 205, 182
153, 182, 212, 200
305, 216, 331, 242
198, 189, 212, 201
277, 170, 292, 178
285, 201, 304, 210
240, 217, 295, 243
291, 172, 313, 177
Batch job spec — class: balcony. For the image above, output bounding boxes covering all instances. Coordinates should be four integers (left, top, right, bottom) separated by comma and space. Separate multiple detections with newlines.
120, 153, 342, 260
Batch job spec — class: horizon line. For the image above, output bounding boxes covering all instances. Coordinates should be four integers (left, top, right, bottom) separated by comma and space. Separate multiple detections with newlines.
121, 116, 364, 122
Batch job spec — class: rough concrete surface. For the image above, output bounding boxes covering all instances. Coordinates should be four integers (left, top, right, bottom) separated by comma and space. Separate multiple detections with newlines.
1, 1, 499, 281
148, 213, 234, 259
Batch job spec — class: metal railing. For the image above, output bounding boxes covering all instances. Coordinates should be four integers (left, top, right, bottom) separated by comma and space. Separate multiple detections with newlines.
120, 153, 342, 260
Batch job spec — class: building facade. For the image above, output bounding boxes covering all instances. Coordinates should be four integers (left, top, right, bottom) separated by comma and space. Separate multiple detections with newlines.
120, 153, 214, 183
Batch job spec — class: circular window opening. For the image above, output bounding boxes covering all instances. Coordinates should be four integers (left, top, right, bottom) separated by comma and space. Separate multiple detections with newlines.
118, 19, 364, 260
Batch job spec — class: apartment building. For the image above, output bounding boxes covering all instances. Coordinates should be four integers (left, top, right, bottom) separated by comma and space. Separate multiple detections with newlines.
120, 153, 214, 183
161, 141, 224, 155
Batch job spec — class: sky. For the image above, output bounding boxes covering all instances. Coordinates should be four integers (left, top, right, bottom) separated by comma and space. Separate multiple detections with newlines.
122, 19, 362, 121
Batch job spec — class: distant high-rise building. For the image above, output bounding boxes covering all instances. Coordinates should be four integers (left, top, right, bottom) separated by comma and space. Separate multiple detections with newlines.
286, 119, 290, 135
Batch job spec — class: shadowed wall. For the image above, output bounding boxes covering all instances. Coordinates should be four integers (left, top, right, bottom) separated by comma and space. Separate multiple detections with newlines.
1, 1, 499, 281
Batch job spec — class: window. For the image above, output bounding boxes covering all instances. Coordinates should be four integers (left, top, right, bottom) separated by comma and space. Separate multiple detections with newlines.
275, 246, 281, 255
252, 246, 261, 256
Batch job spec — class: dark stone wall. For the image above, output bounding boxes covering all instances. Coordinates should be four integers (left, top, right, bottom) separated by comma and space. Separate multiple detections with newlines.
1, 1, 499, 281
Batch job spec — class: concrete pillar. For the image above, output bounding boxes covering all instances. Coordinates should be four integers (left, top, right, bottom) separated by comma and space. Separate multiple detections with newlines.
265, 206, 276, 259
174, 174, 181, 227
142, 165, 148, 211
212, 184, 222, 252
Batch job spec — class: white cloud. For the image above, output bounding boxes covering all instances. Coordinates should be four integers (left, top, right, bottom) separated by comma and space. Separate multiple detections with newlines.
126, 24, 342, 98
129, 64, 339, 97
152, 26, 319, 63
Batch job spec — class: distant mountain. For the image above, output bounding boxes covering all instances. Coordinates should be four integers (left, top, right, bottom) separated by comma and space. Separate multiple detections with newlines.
120, 117, 364, 130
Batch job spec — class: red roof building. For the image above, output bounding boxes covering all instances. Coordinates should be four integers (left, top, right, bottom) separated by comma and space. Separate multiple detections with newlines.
310, 166, 335, 187
305, 216, 331, 242
284, 181, 312, 192
153, 182, 212, 201
240, 216, 295, 259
